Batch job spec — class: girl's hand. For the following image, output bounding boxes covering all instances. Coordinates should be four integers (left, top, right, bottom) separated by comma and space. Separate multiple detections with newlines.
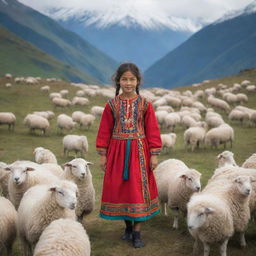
150, 155, 158, 171
100, 155, 107, 172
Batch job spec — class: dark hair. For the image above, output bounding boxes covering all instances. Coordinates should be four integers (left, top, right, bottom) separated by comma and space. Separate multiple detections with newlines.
112, 62, 142, 96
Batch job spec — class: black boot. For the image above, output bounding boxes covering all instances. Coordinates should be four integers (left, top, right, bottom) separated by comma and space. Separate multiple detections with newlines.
121, 226, 133, 241
132, 231, 145, 248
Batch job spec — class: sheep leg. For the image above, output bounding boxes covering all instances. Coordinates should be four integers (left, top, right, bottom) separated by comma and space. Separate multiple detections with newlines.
172, 207, 179, 229
160, 202, 167, 215
239, 232, 246, 247
192, 238, 200, 256
219, 238, 228, 256
203, 242, 210, 256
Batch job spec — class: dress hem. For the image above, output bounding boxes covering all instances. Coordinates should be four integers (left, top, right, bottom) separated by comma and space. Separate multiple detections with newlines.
99, 209, 160, 221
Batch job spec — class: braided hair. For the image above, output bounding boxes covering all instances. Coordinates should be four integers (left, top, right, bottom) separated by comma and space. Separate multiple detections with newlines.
112, 63, 142, 96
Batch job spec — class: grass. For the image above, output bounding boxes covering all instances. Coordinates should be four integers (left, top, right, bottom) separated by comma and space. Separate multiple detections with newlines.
0, 69, 256, 256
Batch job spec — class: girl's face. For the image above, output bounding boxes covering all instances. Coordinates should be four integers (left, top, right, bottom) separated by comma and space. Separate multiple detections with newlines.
119, 71, 138, 95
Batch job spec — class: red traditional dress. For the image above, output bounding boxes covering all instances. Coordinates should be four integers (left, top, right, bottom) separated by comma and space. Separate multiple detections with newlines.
96, 94, 162, 221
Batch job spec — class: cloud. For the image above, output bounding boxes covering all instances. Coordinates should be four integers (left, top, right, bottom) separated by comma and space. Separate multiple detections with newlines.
18, 0, 254, 29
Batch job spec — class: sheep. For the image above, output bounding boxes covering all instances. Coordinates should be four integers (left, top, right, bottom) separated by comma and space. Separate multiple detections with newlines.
40, 86, 50, 93
187, 193, 234, 256
5, 73, 12, 79
207, 96, 230, 113
33, 111, 55, 120
160, 133, 176, 153
0, 162, 9, 197
204, 175, 252, 247
63, 158, 95, 221
228, 109, 249, 125
6, 161, 60, 209
0, 112, 16, 130
33, 147, 58, 164
154, 159, 201, 229
72, 96, 89, 106
72, 111, 87, 124
242, 153, 256, 169
63, 135, 88, 157
205, 123, 234, 149
236, 93, 248, 103
5, 83, 12, 88
164, 112, 180, 132
155, 110, 169, 127
0, 196, 17, 256
156, 106, 174, 113
17, 180, 77, 255
76, 90, 85, 97
164, 95, 182, 108
91, 106, 104, 118
23, 114, 49, 135
34, 218, 91, 256
250, 111, 256, 126
184, 125, 207, 152
57, 114, 76, 133
59, 89, 69, 98
153, 98, 167, 108
192, 101, 207, 112
217, 151, 238, 168
80, 114, 95, 130
49, 92, 62, 99
52, 97, 72, 108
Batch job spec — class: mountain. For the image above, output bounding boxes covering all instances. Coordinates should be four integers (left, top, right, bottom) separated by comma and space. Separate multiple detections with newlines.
0, 0, 118, 84
43, 6, 199, 70
144, 1, 256, 89
0, 26, 98, 83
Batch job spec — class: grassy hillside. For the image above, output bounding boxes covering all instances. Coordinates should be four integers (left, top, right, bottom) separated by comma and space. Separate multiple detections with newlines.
0, 26, 98, 83
0, 69, 256, 256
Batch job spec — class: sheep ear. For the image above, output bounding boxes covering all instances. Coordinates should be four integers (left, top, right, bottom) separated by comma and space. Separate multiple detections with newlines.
49, 187, 56, 192
26, 167, 35, 172
217, 154, 222, 159
180, 174, 187, 179
205, 207, 214, 214
87, 162, 93, 166
64, 163, 72, 167
250, 176, 256, 183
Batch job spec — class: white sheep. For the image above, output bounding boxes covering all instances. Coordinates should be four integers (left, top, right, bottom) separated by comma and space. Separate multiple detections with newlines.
72, 96, 89, 106
72, 111, 87, 124
205, 123, 234, 149
184, 125, 207, 152
217, 151, 238, 168
242, 153, 256, 169
160, 133, 177, 153
156, 106, 174, 113
164, 112, 180, 132
57, 114, 76, 133
0, 112, 16, 130
187, 193, 234, 256
6, 161, 60, 208
91, 106, 104, 118
228, 109, 249, 125
154, 159, 201, 229
59, 89, 69, 98
40, 86, 50, 93
63, 158, 95, 221
52, 97, 72, 108
33, 147, 58, 164
34, 218, 91, 256
63, 135, 88, 157
33, 111, 55, 120
0, 162, 9, 197
0, 196, 17, 256
17, 180, 77, 255
207, 96, 230, 113
80, 114, 95, 130
155, 110, 169, 127
236, 93, 248, 103
49, 92, 62, 99
23, 114, 49, 135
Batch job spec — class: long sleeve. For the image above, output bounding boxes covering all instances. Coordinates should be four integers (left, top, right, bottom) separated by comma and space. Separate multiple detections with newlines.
144, 102, 162, 155
96, 103, 114, 155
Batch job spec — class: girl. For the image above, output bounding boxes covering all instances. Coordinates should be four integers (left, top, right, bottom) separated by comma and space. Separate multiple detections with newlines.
96, 63, 162, 248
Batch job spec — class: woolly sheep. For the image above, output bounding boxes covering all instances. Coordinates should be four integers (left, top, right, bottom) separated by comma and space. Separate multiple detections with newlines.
156, 106, 174, 113
236, 93, 248, 103
205, 123, 234, 149
164, 95, 182, 108
52, 98, 72, 108
91, 106, 104, 118
0, 196, 17, 256
217, 151, 238, 168
6, 161, 60, 208
164, 112, 180, 132
40, 86, 50, 93
72, 96, 89, 106
33, 111, 55, 120
80, 114, 95, 130
154, 159, 201, 229
63, 158, 95, 221
59, 89, 69, 98
187, 193, 234, 256
153, 98, 167, 108
49, 92, 62, 99
17, 181, 77, 255
160, 133, 177, 153
34, 218, 90, 256
76, 90, 85, 97
228, 109, 249, 125
23, 114, 49, 135
155, 110, 169, 127
0, 112, 16, 130
63, 135, 88, 157
242, 153, 256, 169
207, 96, 230, 113
184, 125, 207, 152
0, 162, 9, 197
250, 111, 256, 126
33, 147, 57, 164
57, 114, 76, 133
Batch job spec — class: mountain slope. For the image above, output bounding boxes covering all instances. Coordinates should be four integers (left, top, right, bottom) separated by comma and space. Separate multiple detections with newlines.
144, 2, 256, 88
0, 0, 118, 83
0, 26, 98, 83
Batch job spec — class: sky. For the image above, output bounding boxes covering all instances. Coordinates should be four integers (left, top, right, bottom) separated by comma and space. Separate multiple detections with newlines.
18, 0, 254, 31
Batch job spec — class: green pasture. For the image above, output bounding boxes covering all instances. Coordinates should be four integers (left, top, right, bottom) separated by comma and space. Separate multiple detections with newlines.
0, 70, 256, 256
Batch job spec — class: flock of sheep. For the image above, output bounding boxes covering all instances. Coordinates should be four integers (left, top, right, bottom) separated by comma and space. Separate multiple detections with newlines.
0, 73, 256, 256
